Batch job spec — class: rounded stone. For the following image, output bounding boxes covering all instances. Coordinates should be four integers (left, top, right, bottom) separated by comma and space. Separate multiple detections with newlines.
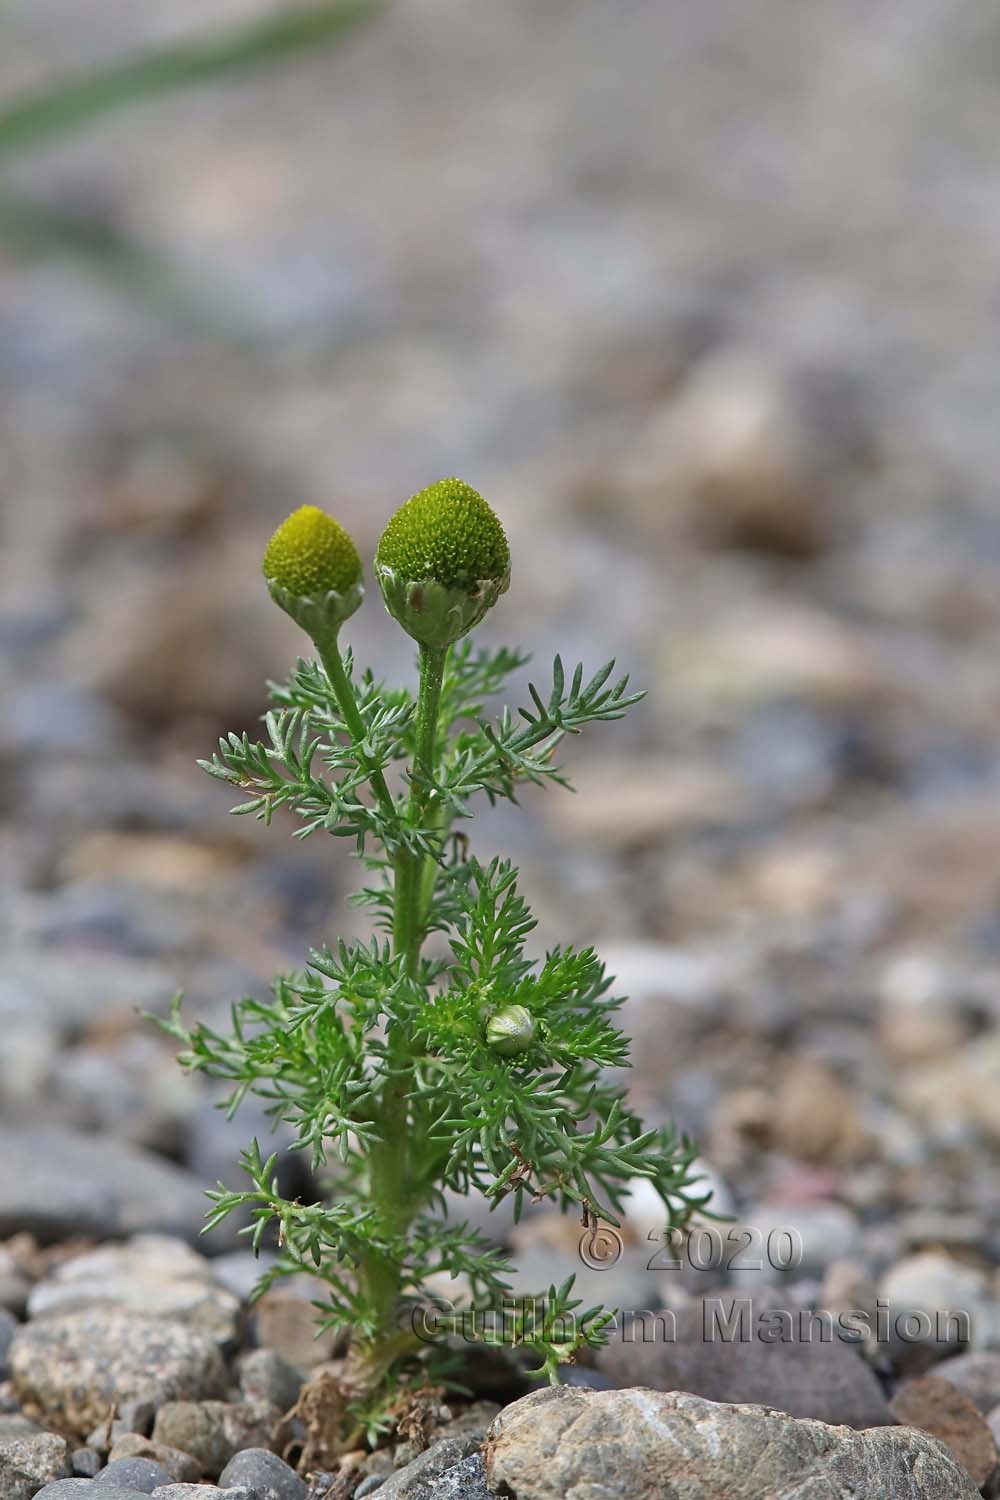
27, 1237, 239, 1347
151, 1488, 258, 1499
72, 1448, 101, 1478
0, 1308, 16, 1378
107, 1435, 200, 1484
485, 1386, 981, 1499
236, 1350, 303, 1413
151, 1402, 233, 1477
94, 1455, 175, 1491
151, 1488, 257, 1499
0, 1426, 69, 1500
880, 1251, 994, 1356
936, 1351, 1000, 1413
354, 1479, 385, 1499
889, 1374, 998, 1488
10, 1310, 226, 1438
0, 1127, 212, 1247
218, 1447, 306, 1500
36, 1484, 153, 1499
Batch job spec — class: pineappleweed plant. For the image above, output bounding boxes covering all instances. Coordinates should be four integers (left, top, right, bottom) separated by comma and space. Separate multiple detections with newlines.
165, 478, 708, 1430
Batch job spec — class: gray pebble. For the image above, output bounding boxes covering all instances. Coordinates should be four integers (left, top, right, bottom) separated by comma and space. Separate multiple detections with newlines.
11, 1308, 227, 1439
118, 1402, 156, 1438
218, 1448, 306, 1499
27, 1239, 239, 1349
209, 1252, 279, 1306
151, 1401, 232, 1476
0, 1308, 15, 1379
72, 1448, 102, 1477
361, 1452, 393, 1480
3, 682, 120, 756
376, 1437, 485, 1500
359, 1455, 491, 1500
423, 1455, 491, 1500
0, 1125, 214, 1246
36, 1484, 154, 1499
151, 1488, 259, 1499
94, 1456, 175, 1491
0, 1425, 69, 1499
0, 1414, 43, 1438
106, 1434, 201, 1484
86, 1420, 137, 1455
236, 1349, 303, 1412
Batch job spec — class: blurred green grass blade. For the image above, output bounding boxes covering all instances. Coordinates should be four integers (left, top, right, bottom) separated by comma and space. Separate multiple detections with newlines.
0, 0, 380, 157
0, 191, 251, 335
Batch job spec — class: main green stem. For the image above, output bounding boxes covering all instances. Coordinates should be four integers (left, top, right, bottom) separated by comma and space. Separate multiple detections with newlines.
393, 642, 448, 976
321, 632, 449, 1342
370, 643, 448, 1338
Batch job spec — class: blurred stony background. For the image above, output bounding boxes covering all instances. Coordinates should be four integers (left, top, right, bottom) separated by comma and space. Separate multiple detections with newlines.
4, 0, 1000, 1444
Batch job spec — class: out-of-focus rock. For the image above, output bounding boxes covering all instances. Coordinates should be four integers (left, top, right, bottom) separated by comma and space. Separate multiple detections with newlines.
46, 1035, 200, 1155
878, 951, 971, 1063
10, 1309, 226, 1437
660, 602, 882, 716
767, 1059, 871, 1166
619, 351, 845, 558
934, 1351, 1000, 1414
0, 1128, 223, 1247
252, 1287, 339, 1370
485, 1386, 978, 1500
897, 1036, 1000, 1149
880, 1252, 994, 1363
0, 1425, 69, 1500
547, 759, 746, 849
217, 1447, 307, 1499
889, 1373, 998, 1489
152, 1400, 280, 1478
72, 544, 298, 732
27, 1237, 240, 1346
0, 950, 176, 1039
107, 1432, 202, 1483
728, 1200, 860, 1285
235, 1351, 303, 1414
595, 1297, 894, 1428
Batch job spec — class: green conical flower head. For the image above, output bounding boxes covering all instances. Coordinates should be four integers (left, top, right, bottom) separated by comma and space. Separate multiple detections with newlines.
375, 478, 510, 647
376, 478, 508, 592
263, 505, 361, 598
262, 505, 364, 642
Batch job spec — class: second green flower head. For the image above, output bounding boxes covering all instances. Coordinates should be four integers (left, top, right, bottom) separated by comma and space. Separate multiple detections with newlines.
262, 503, 364, 643
375, 477, 510, 648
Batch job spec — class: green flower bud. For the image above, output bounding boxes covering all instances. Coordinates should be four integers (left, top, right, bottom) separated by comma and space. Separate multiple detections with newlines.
375, 478, 510, 648
262, 505, 364, 640
485, 1004, 536, 1056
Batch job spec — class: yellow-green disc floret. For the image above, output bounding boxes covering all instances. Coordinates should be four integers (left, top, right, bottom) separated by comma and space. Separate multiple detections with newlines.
263, 505, 362, 598
375, 478, 509, 593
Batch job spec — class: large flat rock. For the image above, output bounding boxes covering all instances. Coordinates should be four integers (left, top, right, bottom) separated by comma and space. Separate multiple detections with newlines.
10, 1308, 227, 1438
485, 1386, 981, 1500
0, 1126, 219, 1245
